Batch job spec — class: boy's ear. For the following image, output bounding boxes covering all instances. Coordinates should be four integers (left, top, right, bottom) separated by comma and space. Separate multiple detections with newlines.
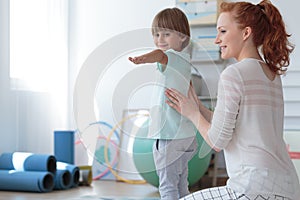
180, 35, 188, 42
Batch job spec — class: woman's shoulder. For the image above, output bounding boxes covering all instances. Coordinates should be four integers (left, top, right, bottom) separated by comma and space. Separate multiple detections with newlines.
221, 58, 260, 78
221, 62, 241, 78
226, 58, 256, 69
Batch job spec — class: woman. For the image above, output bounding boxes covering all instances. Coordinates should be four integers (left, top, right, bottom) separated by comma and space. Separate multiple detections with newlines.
165, 0, 300, 199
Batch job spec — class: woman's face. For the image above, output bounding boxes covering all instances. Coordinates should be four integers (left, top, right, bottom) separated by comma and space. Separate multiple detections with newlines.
215, 12, 245, 60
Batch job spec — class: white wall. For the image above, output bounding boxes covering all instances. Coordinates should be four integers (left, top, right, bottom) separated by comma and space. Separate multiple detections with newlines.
69, 0, 224, 131
70, 0, 300, 128
69, 0, 176, 81
69, 0, 176, 127
1, 0, 299, 154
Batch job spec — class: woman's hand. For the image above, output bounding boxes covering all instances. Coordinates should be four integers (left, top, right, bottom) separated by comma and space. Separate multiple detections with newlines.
188, 82, 201, 109
165, 86, 200, 121
165, 83, 216, 150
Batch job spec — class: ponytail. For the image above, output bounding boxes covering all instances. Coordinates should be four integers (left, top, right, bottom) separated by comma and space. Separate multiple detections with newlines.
258, 0, 294, 74
220, 0, 294, 74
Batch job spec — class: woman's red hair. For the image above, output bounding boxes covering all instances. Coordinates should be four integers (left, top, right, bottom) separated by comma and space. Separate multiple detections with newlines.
220, 0, 294, 74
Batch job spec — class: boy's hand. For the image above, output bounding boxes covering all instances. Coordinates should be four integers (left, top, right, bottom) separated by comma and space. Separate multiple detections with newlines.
128, 49, 168, 65
128, 56, 147, 64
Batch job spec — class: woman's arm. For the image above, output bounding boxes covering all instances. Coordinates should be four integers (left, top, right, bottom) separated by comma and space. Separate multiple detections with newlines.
128, 49, 168, 65
188, 82, 213, 123
165, 86, 219, 151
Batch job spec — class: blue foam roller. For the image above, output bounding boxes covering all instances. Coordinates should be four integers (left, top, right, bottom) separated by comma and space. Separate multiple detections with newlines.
0, 170, 54, 192
57, 162, 80, 187
0, 153, 13, 169
54, 169, 72, 190
54, 130, 75, 164
0, 152, 56, 173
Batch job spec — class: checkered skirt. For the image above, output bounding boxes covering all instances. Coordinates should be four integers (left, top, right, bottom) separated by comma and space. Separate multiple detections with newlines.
180, 186, 292, 200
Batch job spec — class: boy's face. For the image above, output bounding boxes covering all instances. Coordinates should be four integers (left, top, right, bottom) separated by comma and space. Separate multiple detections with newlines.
153, 29, 186, 52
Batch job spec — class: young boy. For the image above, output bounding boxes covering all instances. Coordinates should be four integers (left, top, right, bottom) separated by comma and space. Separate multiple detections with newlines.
129, 8, 198, 200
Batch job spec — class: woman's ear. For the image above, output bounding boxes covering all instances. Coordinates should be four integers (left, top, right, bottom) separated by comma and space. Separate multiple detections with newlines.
243, 26, 252, 41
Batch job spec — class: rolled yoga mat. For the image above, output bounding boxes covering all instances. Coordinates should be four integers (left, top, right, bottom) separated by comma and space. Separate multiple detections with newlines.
54, 169, 72, 190
54, 130, 75, 164
0, 170, 54, 192
57, 162, 80, 187
0, 152, 56, 173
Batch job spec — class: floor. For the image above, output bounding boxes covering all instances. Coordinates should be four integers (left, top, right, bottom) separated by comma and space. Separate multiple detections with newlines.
0, 152, 228, 200
0, 177, 229, 200
0, 180, 160, 200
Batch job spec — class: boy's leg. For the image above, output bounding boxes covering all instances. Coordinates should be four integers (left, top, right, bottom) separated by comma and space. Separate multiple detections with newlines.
153, 139, 180, 200
178, 137, 198, 198
153, 138, 198, 200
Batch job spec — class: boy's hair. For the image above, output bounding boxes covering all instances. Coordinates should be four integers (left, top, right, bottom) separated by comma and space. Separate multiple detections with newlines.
151, 7, 190, 48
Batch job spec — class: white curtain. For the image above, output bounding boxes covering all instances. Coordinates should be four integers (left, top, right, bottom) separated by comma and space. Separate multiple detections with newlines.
5, 0, 69, 154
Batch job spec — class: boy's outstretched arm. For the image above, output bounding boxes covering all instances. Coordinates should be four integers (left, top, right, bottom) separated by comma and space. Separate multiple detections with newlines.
128, 49, 168, 65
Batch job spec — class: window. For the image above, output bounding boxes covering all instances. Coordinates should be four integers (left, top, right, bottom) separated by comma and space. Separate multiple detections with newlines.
10, 0, 68, 93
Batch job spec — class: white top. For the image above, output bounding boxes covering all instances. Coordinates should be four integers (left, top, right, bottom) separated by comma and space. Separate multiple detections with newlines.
208, 58, 300, 199
148, 49, 195, 139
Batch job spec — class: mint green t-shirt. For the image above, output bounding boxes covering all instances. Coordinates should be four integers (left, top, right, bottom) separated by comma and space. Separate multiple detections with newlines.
147, 49, 196, 139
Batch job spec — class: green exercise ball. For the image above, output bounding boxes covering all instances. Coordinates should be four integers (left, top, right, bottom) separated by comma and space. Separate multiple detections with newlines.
132, 125, 212, 187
